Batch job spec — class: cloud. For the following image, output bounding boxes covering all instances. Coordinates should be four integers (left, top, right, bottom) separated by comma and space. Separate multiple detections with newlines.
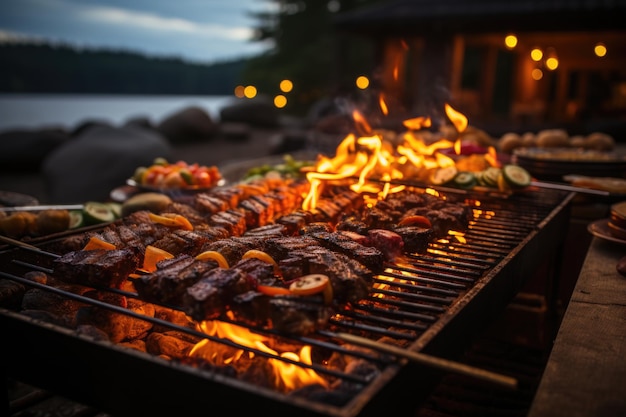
78, 5, 254, 42
0, 0, 273, 62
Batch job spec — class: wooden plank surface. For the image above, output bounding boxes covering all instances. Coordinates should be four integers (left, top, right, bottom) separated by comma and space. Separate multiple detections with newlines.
528, 237, 626, 417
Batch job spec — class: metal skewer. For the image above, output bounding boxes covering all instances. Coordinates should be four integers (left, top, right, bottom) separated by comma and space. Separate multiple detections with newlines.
0, 204, 84, 212
530, 180, 610, 195
332, 331, 518, 389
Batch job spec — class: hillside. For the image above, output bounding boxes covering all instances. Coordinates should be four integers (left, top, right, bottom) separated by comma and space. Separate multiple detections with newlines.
0, 43, 250, 95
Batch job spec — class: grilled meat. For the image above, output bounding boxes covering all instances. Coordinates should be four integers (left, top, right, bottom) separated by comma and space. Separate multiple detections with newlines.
53, 248, 140, 289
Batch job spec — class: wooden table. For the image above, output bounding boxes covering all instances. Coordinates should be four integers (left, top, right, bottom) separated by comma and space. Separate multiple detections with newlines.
528, 235, 626, 417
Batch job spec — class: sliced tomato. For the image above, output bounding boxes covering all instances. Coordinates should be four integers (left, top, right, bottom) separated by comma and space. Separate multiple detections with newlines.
195, 250, 229, 268
398, 215, 432, 229
257, 285, 292, 296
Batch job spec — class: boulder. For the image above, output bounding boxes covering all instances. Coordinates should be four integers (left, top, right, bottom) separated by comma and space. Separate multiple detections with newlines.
0, 127, 70, 172
41, 125, 172, 203
219, 96, 280, 128
157, 106, 218, 144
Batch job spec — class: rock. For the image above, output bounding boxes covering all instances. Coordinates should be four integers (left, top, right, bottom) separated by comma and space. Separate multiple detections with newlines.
219, 122, 251, 141
219, 96, 280, 128
0, 127, 70, 172
157, 106, 218, 144
41, 124, 172, 203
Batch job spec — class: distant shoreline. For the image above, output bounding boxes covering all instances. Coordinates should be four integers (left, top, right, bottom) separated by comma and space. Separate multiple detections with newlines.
0, 94, 235, 132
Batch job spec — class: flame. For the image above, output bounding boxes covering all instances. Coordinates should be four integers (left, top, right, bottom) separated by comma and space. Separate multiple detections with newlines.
303, 103, 490, 212
189, 319, 328, 392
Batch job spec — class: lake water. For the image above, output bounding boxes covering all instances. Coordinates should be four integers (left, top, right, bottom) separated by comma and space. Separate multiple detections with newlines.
0, 94, 236, 132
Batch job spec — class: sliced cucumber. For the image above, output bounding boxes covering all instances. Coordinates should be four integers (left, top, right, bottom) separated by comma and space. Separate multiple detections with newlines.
502, 164, 531, 188
68, 210, 84, 229
454, 171, 477, 189
431, 166, 458, 185
482, 167, 501, 187
106, 202, 123, 219
83, 201, 116, 225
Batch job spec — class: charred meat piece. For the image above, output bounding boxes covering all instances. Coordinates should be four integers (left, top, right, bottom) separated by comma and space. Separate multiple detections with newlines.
200, 236, 265, 267
275, 210, 313, 235
239, 197, 273, 229
278, 248, 371, 305
366, 229, 404, 262
133, 254, 219, 305
54, 248, 140, 289
300, 222, 334, 235
336, 215, 369, 235
229, 257, 276, 285
194, 193, 230, 215
261, 236, 320, 260
391, 225, 433, 254
243, 223, 288, 239
230, 291, 334, 335
209, 209, 247, 236
361, 206, 395, 229
151, 229, 211, 256
305, 231, 385, 272
208, 186, 245, 208
183, 267, 256, 321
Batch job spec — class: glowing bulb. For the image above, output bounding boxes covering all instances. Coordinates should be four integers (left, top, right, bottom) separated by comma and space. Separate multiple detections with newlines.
545, 57, 559, 70
234, 85, 245, 98
279, 79, 293, 93
530, 48, 543, 61
594, 43, 607, 57
356, 75, 369, 89
243, 85, 257, 98
504, 34, 518, 49
274, 95, 287, 108
532, 68, 543, 80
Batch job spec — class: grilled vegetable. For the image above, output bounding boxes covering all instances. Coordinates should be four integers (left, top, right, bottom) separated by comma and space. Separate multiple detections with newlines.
430, 166, 458, 185
82, 201, 116, 225
195, 250, 229, 268
502, 164, 532, 188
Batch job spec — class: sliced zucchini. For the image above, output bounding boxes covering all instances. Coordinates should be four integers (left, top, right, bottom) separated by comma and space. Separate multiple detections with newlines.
431, 166, 458, 185
502, 164, 532, 188
454, 171, 477, 189
82, 201, 116, 225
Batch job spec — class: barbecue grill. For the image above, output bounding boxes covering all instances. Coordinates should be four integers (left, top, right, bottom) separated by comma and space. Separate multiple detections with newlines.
1, 186, 574, 417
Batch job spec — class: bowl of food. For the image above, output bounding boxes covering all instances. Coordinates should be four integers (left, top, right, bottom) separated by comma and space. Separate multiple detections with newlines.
127, 157, 225, 194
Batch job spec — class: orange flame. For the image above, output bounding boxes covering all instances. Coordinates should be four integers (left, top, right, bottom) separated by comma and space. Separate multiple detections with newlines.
303, 103, 484, 211
189, 320, 328, 392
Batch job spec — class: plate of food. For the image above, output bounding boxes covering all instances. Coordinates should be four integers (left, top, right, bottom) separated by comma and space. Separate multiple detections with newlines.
588, 218, 626, 246
126, 158, 225, 193
513, 147, 626, 181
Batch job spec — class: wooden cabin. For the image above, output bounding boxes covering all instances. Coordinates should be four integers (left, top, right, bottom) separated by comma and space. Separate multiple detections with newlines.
334, 0, 626, 136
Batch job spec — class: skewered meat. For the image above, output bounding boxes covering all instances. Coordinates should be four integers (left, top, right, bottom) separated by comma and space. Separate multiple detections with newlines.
53, 248, 140, 289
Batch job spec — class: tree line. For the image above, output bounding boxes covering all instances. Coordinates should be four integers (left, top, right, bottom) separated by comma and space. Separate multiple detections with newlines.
0, 43, 248, 95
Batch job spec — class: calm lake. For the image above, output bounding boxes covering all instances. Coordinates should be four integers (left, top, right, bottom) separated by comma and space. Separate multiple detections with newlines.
0, 94, 235, 132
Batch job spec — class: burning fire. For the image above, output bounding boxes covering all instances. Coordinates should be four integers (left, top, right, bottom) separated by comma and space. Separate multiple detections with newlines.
303, 101, 497, 211
189, 318, 328, 392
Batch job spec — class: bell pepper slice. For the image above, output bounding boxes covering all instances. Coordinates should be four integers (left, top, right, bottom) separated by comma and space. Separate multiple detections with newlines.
398, 215, 432, 229
148, 212, 193, 231
195, 250, 229, 268
257, 285, 292, 296
138, 245, 174, 273
83, 236, 116, 251
242, 249, 281, 276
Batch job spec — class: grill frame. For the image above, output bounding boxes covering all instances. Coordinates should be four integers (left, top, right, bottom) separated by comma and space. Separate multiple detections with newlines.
1, 188, 574, 417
